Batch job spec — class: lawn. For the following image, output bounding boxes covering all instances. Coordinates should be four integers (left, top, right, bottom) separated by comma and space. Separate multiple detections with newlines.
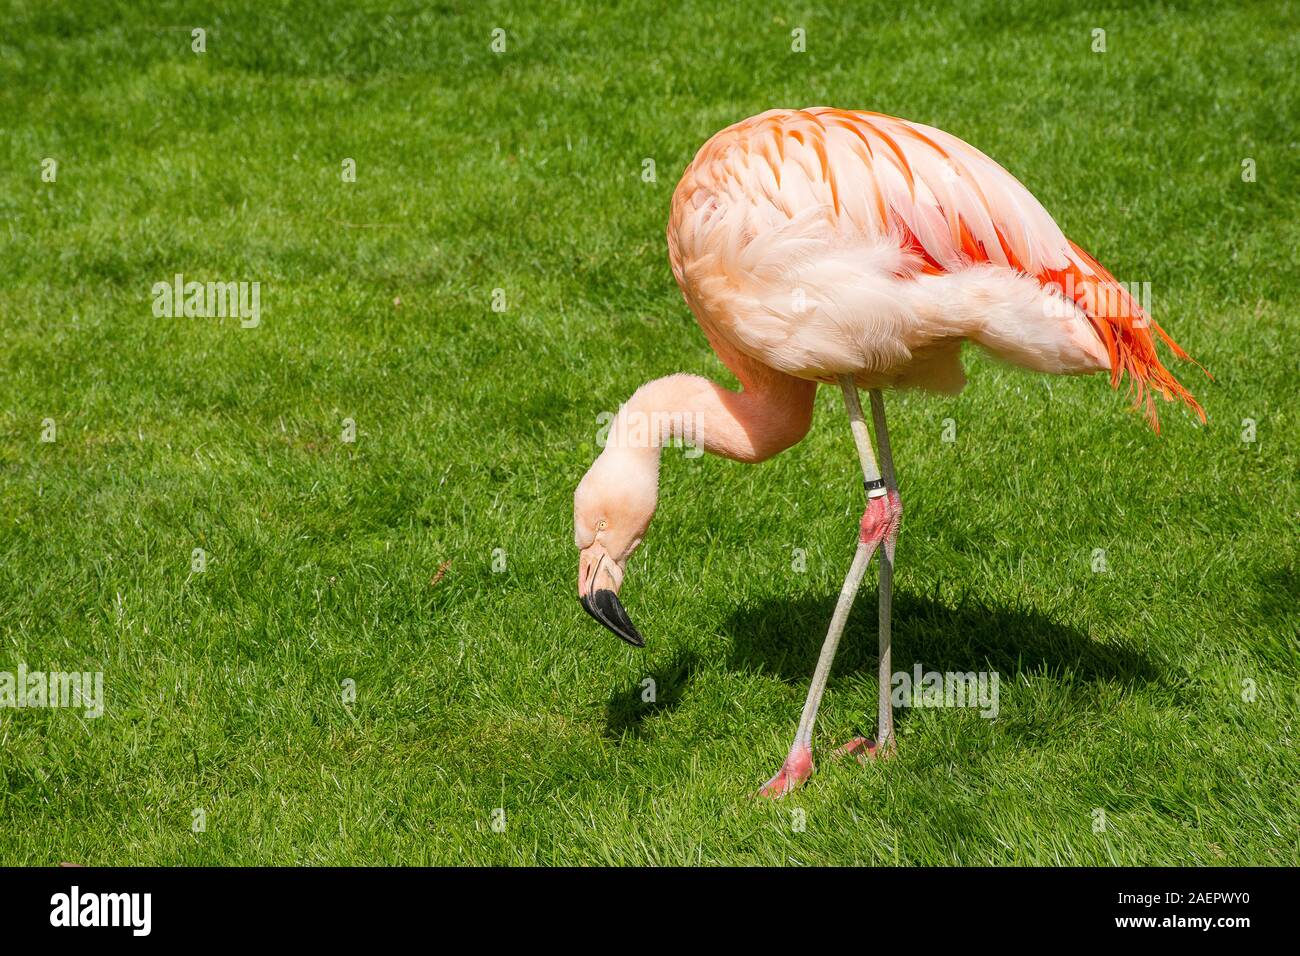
0, 0, 1296, 865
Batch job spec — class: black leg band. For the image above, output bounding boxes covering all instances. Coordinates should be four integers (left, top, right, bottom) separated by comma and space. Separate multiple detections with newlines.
864, 477, 886, 494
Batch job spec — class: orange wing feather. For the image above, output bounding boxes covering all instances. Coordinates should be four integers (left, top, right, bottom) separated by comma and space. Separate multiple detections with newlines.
815, 109, 1208, 429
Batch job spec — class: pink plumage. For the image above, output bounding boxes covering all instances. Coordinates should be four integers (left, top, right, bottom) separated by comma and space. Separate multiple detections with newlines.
667, 107, 1203, 426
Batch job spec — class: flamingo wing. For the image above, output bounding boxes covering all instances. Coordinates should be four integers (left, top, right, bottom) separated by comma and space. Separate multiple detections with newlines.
672, 108, 1206, 427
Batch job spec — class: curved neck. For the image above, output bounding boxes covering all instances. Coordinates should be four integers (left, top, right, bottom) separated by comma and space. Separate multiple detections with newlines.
607, 372, 812, 464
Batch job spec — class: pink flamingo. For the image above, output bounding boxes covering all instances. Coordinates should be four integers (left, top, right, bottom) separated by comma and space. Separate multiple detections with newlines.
574, 108, 1204, 797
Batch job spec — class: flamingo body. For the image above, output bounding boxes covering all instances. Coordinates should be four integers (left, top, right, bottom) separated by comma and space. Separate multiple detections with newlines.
667, 108, 1202, 425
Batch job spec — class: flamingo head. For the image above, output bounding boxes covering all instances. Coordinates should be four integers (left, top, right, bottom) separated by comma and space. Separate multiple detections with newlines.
573, 447, 658, 647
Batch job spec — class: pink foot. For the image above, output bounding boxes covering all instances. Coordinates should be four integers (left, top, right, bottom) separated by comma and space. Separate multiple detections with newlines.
757, 744, 813, 798
831, 735, 896, 763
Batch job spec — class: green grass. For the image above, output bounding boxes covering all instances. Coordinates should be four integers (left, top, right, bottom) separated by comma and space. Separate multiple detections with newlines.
1, 0, 1297, 865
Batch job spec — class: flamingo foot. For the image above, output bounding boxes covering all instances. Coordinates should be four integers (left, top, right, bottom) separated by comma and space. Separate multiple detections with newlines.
831, 735, 896, 763
757, 744, 813, 799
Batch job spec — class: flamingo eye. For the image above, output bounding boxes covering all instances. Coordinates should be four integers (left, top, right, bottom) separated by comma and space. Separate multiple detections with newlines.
596, 519, 607, 532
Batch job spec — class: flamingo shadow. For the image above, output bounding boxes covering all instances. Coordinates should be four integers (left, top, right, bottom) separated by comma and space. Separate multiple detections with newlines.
725, 587, 1162, 745
600, 588, 1159, 744
603, 649, 700, 741
724, 587, 1159, 688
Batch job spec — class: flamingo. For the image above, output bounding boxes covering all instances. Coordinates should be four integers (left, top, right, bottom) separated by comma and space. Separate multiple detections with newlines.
574, 108, 1204, 797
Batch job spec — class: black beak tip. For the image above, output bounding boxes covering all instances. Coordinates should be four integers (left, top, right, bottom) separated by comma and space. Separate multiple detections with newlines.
580, 589, 645, 648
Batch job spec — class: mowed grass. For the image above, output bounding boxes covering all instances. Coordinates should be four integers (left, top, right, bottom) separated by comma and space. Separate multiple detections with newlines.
0, 0, 1297, 865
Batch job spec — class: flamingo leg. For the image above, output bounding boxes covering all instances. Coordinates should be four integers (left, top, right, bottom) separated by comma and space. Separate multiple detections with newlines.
758, 378, 901, 797
868, 387, 899, 753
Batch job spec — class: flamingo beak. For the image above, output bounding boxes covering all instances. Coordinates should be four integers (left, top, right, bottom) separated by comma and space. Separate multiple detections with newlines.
578, 546, 644, 648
